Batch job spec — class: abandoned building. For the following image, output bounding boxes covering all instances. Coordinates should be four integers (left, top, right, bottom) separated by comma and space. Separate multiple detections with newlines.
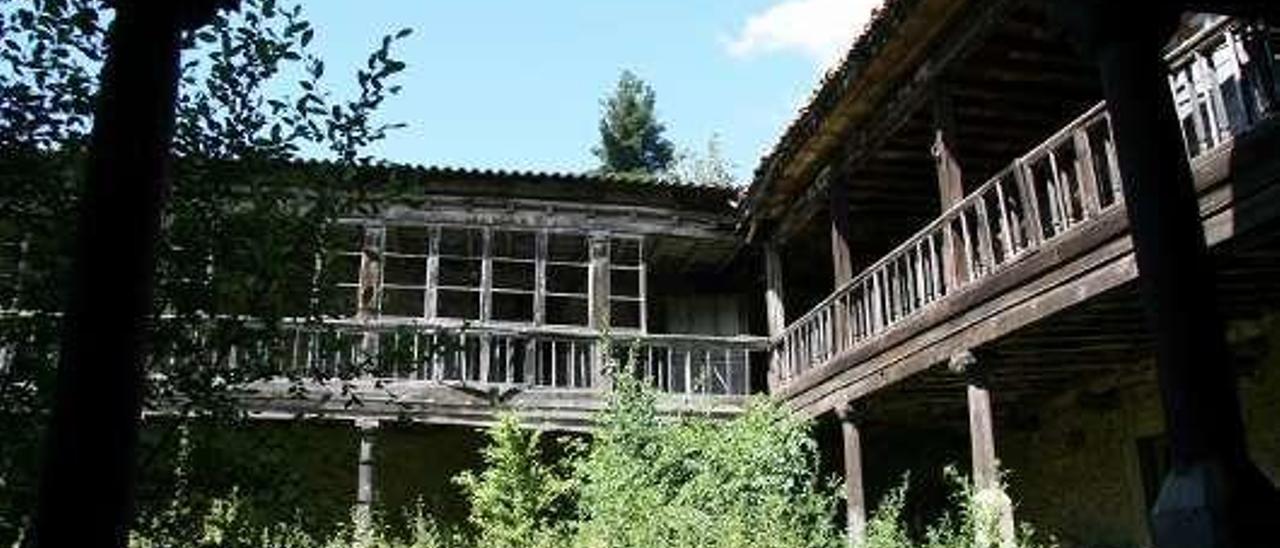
3, 2, 1280, 547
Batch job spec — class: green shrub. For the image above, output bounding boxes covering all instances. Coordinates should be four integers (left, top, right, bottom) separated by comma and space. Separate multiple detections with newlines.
862, 467, 1057, 548
454, 415, 574, 548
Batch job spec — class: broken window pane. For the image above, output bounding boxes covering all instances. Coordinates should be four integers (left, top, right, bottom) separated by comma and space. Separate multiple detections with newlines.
438, 258, 481, 287
438, 289, 480, 320
383, 256, 426, 286
493, 261, 535, 291
610, 300, 641, 329
384, 225, 429, 254
381, 288, 425, 317
610, 237, 641, 266
492, 230, 536, 260
610, 269, 639, 298
548, 233, 587, 262
439, 227, 482, 257
492, 292, 534, 322
545, 296, 588, 326
547, 264, 587, 294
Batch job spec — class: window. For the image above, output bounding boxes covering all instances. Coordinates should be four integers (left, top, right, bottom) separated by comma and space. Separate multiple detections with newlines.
545, 233, 589, 326
609, 237, 644, 330
380, 225, 429, 318
436, 227, 483, 320
331, 224, 645, 330
491, 229, 536, 322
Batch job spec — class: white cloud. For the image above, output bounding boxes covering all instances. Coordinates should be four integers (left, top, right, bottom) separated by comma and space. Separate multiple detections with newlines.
726, 0, 881, 69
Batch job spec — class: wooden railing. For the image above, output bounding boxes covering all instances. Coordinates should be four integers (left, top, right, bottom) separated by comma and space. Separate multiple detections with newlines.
773, 17, 1278, 389
774, 104, 1123, 385
166, 320, 768, 397
1168, 16, 1279, 162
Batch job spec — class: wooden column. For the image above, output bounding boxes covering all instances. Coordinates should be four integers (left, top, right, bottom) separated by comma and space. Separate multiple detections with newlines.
950, 350, 1013, 545
931, 90, 964, 290
355, 418, 379, 526
835, 404, 868, 547
588, 235, 611, 388
764, 241, 788, 391
1050, 3, 1278, 546
829, 171, 854, 356
829, 175, 854, 287
358, 226, 385, 374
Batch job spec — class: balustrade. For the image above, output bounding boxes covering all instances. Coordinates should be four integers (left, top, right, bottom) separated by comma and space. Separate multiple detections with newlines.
772, 17, 1277, 388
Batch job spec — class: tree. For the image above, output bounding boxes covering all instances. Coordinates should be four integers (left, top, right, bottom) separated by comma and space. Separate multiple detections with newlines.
593, 70, 674, 176
0, 0, 413, 542
670, 133, 736, 187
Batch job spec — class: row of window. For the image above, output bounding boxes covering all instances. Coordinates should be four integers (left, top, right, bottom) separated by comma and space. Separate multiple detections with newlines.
335, 225, 646, 329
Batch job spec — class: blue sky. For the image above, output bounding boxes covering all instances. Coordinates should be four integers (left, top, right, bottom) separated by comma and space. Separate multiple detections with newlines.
299, 0, 879, 183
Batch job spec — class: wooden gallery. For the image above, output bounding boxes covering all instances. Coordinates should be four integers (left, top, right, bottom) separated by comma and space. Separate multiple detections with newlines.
5, 2, 1280, 547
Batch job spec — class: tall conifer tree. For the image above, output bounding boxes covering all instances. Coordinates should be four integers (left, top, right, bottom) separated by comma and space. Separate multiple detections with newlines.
594, 70, 674, 175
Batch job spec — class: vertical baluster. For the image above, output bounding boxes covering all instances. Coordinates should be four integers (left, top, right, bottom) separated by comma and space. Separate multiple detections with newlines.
550, 340, 559, 387
1014, 160, 1046, 246
993, 176, 1016, 257
1072, 127, 1102, 218
974, 196, 997, 273
913, 242, 927, 309
957, 209, 976, 283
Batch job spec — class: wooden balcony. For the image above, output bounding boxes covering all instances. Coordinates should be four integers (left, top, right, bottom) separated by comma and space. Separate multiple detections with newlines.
771, 17, 1280, 416
193, 320, 770, 430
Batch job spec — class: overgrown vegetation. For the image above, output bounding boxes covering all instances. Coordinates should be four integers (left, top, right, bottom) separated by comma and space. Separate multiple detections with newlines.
862, 468, 1056, 548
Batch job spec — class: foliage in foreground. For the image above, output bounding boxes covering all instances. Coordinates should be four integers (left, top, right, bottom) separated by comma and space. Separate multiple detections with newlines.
862, 468, 1057, 548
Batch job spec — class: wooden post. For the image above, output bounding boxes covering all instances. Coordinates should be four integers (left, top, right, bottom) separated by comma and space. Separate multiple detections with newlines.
932, 89, 964, 291
764, 240, 787, 391
588, 235, 611, 388
950, 350, 1014, 546
835, 404, 868, 547
358, 226, 384, 375
829, 169, 854, 361
1049, 3, 1279, 545
355, 418, 378, 529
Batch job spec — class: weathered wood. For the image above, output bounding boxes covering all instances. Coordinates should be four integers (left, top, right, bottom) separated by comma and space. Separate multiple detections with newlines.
1050, 5, 1279, 543
786, 120, 1280, 417
835, 404, 868, 547
355, 418, 378, 525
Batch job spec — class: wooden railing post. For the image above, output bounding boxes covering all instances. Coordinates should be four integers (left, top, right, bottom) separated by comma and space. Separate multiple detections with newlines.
932, 89, 965, 291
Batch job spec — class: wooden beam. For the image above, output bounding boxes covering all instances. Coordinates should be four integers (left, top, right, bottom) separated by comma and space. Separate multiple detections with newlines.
950, 351, 1015, 545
